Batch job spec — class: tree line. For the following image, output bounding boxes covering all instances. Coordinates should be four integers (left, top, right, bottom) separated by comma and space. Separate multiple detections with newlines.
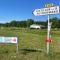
0, 17, 60, 28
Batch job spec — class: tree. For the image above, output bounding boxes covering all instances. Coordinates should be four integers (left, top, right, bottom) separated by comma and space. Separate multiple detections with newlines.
50, 17, 59, 28
26, 19, 34, 27
9, 20, 17, 27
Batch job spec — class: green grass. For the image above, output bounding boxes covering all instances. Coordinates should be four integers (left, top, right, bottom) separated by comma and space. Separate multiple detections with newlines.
0, 28, 60, 60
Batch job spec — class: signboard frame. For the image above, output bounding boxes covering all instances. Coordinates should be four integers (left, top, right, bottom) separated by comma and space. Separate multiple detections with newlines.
33, 6, 59, 16
0, 36, 18, 53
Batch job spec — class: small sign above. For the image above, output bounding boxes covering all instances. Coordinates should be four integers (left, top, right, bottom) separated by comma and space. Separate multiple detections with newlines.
45, 4, 54, 7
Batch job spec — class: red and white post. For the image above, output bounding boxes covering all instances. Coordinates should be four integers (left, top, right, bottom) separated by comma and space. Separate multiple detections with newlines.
47, 15, 50, 54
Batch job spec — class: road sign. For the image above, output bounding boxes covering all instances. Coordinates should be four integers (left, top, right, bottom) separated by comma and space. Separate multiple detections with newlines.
33, 5, 59, 54
45, 4, 54, 7
0, 36, 18, 43
33, 6, 59, 16
0, 36, 18, 53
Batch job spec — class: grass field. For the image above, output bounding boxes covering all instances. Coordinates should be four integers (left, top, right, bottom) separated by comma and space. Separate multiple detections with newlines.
0, 27, 60, 60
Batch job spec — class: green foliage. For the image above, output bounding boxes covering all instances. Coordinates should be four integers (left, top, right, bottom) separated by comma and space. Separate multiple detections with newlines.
0, 28, 60, 60
0, 17, 60, 28
26, 19, 34, 27
50, 17, 60, 28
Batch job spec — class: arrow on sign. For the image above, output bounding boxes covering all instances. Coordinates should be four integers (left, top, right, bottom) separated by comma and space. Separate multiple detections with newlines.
32, 9, 41, 16
33, 6, 59, 16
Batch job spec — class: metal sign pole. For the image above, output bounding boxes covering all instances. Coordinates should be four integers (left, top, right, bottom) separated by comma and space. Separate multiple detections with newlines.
47, 15, 50, 54
16, 38, 18, 53
16, 43, 18, 53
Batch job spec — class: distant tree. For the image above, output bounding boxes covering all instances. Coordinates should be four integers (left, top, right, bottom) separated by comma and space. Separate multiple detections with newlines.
9, 20, 17, 27
57, 19, 60, 28
26, 19, 34, 27
0, 17, 60, 28
35, 21, 47, 26
5, 23, 9, 27
19, 21, 27, 27
50, 17, 59, 28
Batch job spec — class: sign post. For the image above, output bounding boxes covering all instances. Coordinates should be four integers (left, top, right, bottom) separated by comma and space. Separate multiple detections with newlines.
16, 41, 18, 53
47, 15, 50, 54
33, 4, 59, 54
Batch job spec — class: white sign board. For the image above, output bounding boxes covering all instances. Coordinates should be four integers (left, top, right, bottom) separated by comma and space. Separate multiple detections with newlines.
0, 36, 18, 43
0, 36, 18, 53
33, 6, 59, 16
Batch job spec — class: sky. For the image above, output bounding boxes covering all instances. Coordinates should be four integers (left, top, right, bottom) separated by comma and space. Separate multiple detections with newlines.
0, 0, 60, 23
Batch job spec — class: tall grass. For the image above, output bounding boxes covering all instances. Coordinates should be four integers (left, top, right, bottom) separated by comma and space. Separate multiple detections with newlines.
0, 28, 60, 60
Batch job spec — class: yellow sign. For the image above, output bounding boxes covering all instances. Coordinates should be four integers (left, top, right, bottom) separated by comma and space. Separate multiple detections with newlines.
45, 4, 54, 7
